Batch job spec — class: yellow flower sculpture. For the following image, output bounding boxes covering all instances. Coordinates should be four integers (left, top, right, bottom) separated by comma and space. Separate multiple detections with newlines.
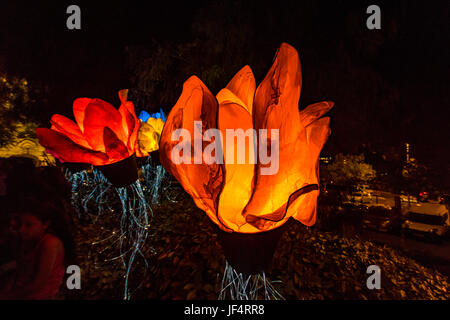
136, 109, 166, 157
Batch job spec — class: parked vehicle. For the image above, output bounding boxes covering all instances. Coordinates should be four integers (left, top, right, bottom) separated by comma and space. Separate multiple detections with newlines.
400, 194, 418, 204
348, 191, 372, 204
402, 203, 450, 241
363, 206, 402, 233
418, 191, 429, 202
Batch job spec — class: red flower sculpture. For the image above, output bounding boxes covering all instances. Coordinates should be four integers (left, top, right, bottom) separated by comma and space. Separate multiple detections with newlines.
36, 90, 140, 166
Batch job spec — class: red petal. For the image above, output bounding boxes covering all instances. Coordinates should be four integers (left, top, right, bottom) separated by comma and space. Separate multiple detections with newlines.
73, 98, 93, 133
83, 99, 126, 152
119, 101, 139, 153
117, 89, 139, 153
36, 128, 109, 166
119, 104, 134, 137
103, 127, 129, 163
50, 114, 91, 148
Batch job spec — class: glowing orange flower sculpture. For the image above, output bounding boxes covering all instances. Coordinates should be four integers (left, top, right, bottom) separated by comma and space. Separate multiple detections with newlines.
160, 43, 334, 233
36, 90, 140, 166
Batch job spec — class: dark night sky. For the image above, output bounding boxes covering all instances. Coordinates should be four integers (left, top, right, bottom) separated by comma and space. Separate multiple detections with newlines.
0, 1, 449, 184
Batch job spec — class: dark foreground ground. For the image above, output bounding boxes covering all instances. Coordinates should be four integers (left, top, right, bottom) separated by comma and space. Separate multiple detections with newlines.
63, 186, 450, 300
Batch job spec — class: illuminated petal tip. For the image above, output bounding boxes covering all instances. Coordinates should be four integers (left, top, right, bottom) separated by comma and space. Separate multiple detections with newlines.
300, 101, 335, 128
118, 89, 129, 104
223, 65, 256, 114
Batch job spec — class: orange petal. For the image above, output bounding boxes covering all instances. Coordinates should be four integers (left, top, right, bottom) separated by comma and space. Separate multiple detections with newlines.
83, 99, 126, 152
223, 65, 256, 115
216, 101, 255, 232
50, 114, 91, 149
285, 186, 320, 227
300, 101, 334, 128
36, 128, 109, 166
285, 118, 332, 227
216, 89, 250, 115
159, 76, 228, 231
244, 184, 319, 232
135, 147, 148, 158
305, 117, 331, 154
253, 42, 302, 133
243, 43, 318, 228
103, 127, 130, 163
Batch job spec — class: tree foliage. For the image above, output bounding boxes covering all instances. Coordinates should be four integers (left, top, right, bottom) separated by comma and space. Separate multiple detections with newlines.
402, 159, 433, 196
0, 71, 46, 148
323, 153, 376, 188
0, 74, 30, 147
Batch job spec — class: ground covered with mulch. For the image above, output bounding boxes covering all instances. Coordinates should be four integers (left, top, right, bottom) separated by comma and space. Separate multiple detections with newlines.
64, 179, 449, 300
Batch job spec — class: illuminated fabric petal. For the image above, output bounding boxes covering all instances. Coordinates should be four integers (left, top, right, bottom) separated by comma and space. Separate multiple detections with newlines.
127, 104, 140, 154
50, 114, 91, 149
159, 76, 226, 230
253, 43, 301, 134
118, 89, 128, 104
138, 121, 160, 155
36, 128, 109, 166
289, 116, 331, 226
217, 100, 255, 232
83, 99, 126, 152
117, 91, 140, 154
73, 98, 93, 133
118, 90, 133, 138
136, 111, 164, 156
157, 108, 166, 122
222, 65, 256, 115
242, 43, 305, 227
216, 89, 249, 113
135, 148, 146, 158
139, 110, 151, 122
119, 103, 136, 149
103, 127, 129, 162
119, 91, 140, 154
139, 109, 166, 123
245, 184, 319, 231
146, 117, 164, 134
299, 101, 334, 128
305, 116, 331, 156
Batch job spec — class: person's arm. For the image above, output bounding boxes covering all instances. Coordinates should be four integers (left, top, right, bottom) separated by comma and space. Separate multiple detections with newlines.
8, 236, 62, 299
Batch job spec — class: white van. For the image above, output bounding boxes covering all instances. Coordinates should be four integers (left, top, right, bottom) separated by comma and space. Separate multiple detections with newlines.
402, 203, 450, 239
